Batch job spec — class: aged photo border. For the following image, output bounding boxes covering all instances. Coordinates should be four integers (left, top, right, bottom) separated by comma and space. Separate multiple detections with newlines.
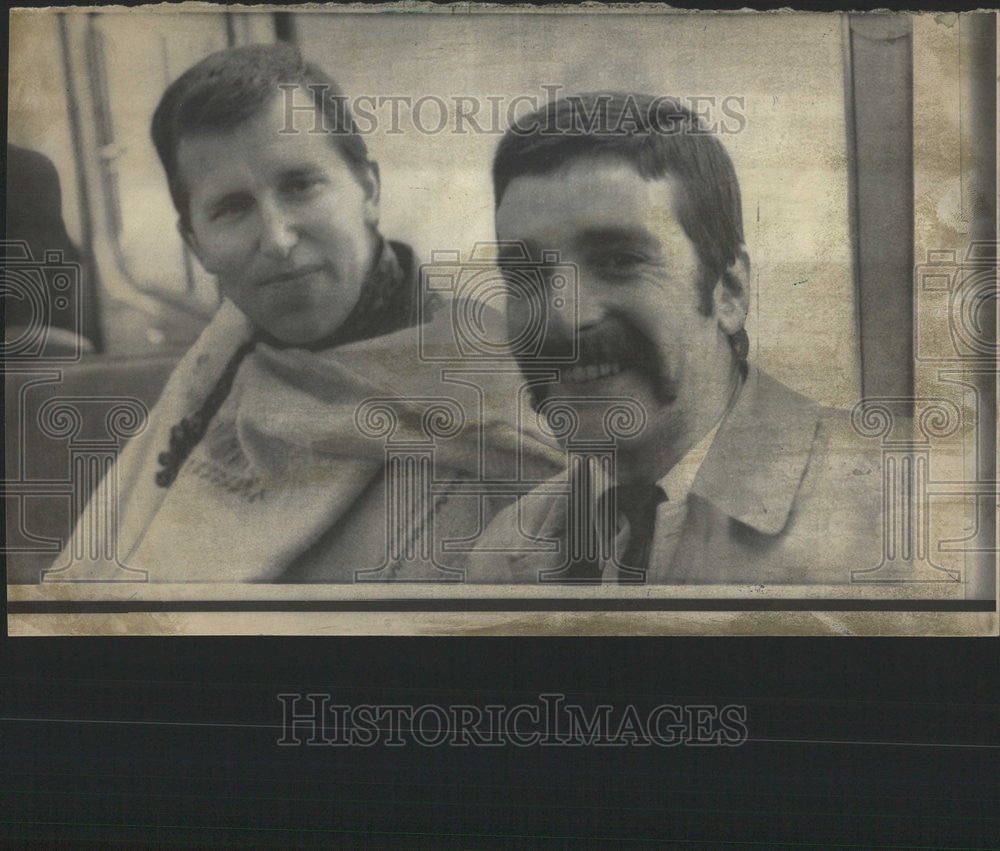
4, 5, 998, 635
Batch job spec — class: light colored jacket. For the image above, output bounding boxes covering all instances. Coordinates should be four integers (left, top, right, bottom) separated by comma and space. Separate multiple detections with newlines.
466, 368, 895, 585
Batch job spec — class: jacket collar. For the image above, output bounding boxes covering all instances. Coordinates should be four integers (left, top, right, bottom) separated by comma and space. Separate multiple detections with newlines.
690, 365, 821, 535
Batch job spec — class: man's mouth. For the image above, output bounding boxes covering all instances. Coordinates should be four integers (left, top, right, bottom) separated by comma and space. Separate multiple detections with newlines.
259, 264, 326, 287
559, 361, 628, 384
517, 315, 677, 406
533, 316, 646, 383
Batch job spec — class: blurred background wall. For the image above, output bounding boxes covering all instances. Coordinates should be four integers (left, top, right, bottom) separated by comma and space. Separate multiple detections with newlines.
9, 8, 859, 406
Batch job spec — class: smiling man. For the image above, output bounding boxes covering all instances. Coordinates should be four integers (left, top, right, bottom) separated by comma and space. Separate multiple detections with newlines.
154, 46, 396, 355
470, 93, 887, 585
168, 83, 381, 350
56, 43, 558, 582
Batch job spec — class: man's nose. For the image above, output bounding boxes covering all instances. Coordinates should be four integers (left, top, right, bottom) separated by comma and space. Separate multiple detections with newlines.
547, 272, 605, 337
258, 199, 299, 259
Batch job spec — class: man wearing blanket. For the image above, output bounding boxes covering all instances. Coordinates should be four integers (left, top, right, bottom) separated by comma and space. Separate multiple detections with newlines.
55, 43, 559, 583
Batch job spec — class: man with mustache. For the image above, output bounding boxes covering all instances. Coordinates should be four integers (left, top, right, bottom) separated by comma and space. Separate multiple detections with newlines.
470, 92, 888, 585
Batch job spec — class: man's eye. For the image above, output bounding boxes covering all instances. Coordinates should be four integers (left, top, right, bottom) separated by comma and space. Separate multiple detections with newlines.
283, 176, 324, 195
210, 197, 253, 221
601, 252, 645, 273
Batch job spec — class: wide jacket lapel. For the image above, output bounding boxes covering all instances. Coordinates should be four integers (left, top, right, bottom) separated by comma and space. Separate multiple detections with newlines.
689, 367, 822, 536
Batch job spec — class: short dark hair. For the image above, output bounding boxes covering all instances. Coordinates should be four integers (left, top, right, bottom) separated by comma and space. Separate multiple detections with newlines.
493, 93, 745, 315
152, 42, 369, 230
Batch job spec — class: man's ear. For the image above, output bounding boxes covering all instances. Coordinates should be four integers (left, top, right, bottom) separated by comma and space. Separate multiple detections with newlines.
360, 160, 381, 226
713, 247, 750, 336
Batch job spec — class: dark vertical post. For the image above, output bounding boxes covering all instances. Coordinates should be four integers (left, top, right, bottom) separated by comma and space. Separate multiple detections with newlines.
56, 12, 105, 353
274, 12, 297, 44
224, 12, 237, 47
843, 14, 915, 403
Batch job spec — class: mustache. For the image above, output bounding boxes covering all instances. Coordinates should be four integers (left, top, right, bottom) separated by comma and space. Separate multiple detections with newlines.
516, 315, 678, 406
536, 316, 647, 367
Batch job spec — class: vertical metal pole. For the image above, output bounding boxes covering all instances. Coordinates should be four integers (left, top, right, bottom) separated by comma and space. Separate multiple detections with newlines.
56, 12, 104, 352
843, 14, 915, 403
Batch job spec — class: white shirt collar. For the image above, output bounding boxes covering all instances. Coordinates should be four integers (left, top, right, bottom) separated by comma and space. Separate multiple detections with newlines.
588, 417, 723, 506
656, 418, 721, 506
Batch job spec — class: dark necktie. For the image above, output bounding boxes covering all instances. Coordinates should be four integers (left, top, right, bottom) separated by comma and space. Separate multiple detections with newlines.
564, 482, 667, 582
614, 483, 668, 578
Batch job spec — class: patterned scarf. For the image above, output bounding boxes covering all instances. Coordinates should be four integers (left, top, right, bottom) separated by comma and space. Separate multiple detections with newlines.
155, 239, 429, 488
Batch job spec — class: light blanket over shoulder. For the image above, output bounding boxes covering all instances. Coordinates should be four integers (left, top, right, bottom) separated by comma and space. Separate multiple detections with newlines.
53, 298, 563, 582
